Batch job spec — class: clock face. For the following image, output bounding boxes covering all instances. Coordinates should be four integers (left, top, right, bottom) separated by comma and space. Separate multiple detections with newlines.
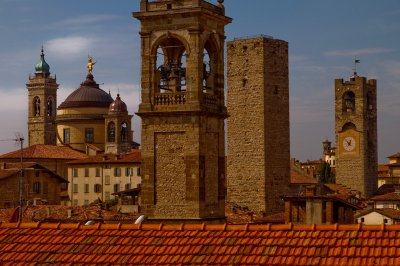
343, 136, 356, 152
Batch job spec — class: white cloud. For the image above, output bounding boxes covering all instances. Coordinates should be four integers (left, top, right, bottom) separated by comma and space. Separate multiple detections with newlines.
323, 48, 395, 57
50, 15, 119, 29
45, 36, 96, 59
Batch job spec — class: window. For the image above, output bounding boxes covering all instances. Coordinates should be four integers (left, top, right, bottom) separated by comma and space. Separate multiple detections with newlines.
105, 175, 110, 185
94, 184, 102, 193
95, 168, 101, 177
33, 182, 41, 193
121, 122, 127, 142
105, 192, 110, 201
47, 97, 53, 116
114, 184, 120, 193
114, 168, 121, 177
384, 218, 388, 224
72, 168, 78, 177
125, 168, 131, 177
125, 183, 131, 190
84, 168, 89, 177
43, 182, 48, 194
84, 184, 89, 193
33, 96, 40, 116
73, 184, 78, 193
84, 200, 89, 206
137, 168, 141, 176
73, 199, 78, 206
108, 122, 115, 142
361, 218, 364, 223
85, 128, 94, 143
63, 128, 70, 144
343, 91, 355, 112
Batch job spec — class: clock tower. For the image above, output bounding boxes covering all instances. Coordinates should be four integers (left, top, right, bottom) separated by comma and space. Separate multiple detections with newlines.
335, 73, 377, 197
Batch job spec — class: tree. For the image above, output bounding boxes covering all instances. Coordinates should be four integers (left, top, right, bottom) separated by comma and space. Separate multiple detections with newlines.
319, 162, 335, 183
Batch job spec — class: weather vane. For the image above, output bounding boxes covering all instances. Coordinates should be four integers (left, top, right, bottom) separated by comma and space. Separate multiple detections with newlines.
353, 57, 360, 76
87, 54, 96, 74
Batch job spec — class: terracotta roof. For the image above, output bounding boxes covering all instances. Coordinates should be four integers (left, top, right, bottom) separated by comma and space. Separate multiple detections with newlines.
356, 208, 400, 220
370, 192, 400, 201
1, 222, 400, 265
290, 169, 317, 184
67, 149, 141, 165
375, 184, 400, 196
388, 152, 400, 159
0, 145, 87, 160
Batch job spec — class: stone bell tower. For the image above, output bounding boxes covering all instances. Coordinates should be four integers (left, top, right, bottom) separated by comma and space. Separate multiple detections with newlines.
335, 73, 377, 197
133, 0, 231, 222
27, 48, 58, 146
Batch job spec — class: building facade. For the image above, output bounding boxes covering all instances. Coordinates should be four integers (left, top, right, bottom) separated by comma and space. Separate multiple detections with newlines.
134, 0, 231, 222
226, 36, 290, 215
335, 74, 377, 198
67, 151, 141, 206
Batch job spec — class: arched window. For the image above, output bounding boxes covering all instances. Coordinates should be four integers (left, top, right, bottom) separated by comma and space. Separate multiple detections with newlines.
33, 96, 40, 116
108, 122, 115, 142
343, 91, 355, 113
121, 122, 127, 142
47, 97, 53, 116
342, 122, 356, 131
155, 37, 187, 93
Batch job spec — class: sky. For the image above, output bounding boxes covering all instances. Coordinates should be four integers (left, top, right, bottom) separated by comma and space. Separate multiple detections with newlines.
0, 0, 399, 163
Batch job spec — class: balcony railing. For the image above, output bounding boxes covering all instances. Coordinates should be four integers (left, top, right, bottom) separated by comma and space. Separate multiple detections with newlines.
154, 92, 186, 105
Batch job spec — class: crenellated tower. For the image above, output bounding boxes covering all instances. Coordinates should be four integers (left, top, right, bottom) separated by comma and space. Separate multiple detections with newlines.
27, 48, 58, 146
133, 0, 231, 222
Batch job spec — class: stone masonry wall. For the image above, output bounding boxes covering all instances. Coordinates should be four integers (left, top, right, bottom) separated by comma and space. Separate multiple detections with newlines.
227, 37, 290, 215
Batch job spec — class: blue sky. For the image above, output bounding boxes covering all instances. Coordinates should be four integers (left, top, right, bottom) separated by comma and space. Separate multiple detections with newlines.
0, 0, 399, 163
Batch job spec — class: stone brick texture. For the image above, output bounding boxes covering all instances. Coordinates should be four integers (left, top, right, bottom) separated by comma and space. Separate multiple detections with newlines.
335, 76, 377, 198
226, 37, 291, 215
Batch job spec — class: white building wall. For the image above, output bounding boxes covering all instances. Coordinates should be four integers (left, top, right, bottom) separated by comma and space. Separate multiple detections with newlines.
357, 212, 393, 225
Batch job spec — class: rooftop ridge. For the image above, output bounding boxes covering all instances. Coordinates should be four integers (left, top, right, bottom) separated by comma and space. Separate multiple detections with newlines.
2, 222, 400, 231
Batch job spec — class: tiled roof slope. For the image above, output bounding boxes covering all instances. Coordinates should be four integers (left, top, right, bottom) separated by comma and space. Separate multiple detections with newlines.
370, 192, 400, 201
0, 145, 87, 160
1, 223, 400, 265
67, 149, 141, 165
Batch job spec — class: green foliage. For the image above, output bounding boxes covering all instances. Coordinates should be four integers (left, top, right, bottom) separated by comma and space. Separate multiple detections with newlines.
319, 162, 335, 183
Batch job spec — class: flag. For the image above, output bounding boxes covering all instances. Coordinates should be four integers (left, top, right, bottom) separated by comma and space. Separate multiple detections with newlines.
355, 59, 360, 63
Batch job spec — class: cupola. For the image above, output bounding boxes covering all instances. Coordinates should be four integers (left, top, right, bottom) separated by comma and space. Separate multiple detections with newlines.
35, 47, 50, 75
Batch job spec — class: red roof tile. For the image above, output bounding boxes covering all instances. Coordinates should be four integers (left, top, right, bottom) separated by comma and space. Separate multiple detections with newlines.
370, 192, 400, 201
67, 149, 141, 165
0, 223, 399, 265
0, 145, 87, 160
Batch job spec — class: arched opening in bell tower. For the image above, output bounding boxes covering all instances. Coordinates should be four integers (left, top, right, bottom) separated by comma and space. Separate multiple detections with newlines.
342, 91, 355, 113
202, 37, 219, 95
155, 37, 187, 93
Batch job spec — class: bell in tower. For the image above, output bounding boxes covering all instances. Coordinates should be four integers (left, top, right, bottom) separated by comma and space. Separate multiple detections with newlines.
133, 0, 231, 222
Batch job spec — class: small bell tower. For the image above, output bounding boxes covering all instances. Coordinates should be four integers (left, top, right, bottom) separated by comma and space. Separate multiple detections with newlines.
133, 0, 231, 222
105, 94, 133, 154
27, 47, 58, 146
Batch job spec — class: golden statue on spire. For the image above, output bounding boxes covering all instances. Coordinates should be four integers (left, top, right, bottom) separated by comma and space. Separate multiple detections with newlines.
87, 55, 96, 74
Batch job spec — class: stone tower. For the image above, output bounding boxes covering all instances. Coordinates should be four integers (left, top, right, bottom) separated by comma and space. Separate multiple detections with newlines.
133, 0, 231, 222
27, 48, 58, 146
105, 94, 133, 154
335, 73, 377, 197
226, 36, 290, 215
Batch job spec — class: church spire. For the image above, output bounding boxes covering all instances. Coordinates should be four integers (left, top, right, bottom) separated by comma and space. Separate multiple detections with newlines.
35, 46, 50, 75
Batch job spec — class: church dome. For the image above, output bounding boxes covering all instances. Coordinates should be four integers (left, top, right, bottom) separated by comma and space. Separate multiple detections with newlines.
109, 94, 128, 114
58, 74, 113, 109
35, 48, 50, 74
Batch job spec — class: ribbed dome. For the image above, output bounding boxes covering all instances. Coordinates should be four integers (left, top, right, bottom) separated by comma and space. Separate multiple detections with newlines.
35, 48, 50, 74
58, 74, 113, 109
109, 94, 128, 114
